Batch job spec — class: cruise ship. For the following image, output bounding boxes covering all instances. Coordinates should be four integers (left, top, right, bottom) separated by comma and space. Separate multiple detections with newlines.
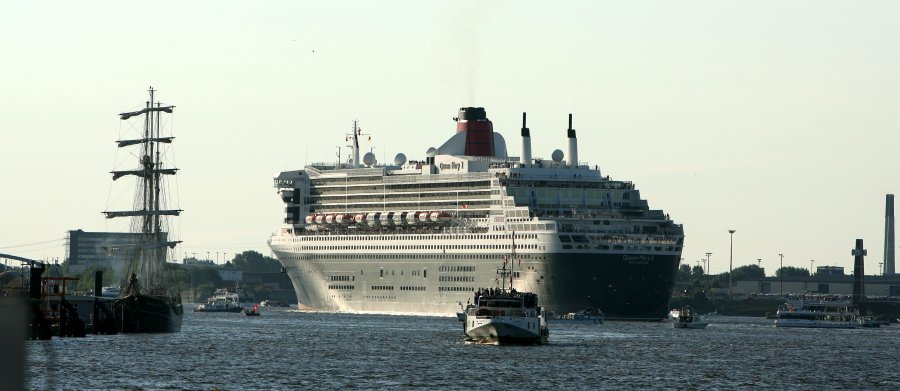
268, 107, 684, 320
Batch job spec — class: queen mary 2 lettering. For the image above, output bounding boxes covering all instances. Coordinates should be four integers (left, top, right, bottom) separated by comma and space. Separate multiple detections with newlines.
267, 108, 684, 320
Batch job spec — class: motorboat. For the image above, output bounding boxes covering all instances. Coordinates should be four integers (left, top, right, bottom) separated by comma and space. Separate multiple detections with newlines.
260, 299, 290, 308
672, 306, 708, 329
244, 304, 261, 317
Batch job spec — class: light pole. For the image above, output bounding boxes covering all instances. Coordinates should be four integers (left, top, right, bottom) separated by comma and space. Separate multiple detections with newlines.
757, 258, 762, 268
778, 253, 784, 295
810, 259, 814, 276
705, 252, 713, 275
728, 229, 736, 299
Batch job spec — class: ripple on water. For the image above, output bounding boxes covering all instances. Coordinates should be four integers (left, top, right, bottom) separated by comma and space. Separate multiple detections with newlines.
26, 312, 900, 390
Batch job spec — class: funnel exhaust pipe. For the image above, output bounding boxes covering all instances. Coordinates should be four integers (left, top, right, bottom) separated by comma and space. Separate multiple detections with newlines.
521, 112, 532, 167
567, 113, 577, 168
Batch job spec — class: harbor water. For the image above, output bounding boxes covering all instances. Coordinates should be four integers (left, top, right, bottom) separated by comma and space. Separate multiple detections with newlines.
26, 309, 900, 390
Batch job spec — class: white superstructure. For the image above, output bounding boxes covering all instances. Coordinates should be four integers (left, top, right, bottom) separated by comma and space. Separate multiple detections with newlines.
268, 107, 685, 319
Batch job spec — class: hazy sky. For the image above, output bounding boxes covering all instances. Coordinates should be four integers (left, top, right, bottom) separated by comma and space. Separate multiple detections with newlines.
1, 1, 898, 276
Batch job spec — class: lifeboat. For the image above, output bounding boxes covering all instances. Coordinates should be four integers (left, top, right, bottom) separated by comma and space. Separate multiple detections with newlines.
417, 211, 431, 223
305, 215, 315, 225
314, 214, 326, 224
430, 211, 452, 223
335, 213, 353, 224
354, 213, 366, 224
405, 211, 419, 225
366, 212, 381, 226
324, 214, 336, 224
382, 212, 396, 225
394, 212, 408, 225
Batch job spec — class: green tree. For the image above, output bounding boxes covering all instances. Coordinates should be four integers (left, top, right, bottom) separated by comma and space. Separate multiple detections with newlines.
678, 264, 692, 281
74, 265, 117, 292
691, 265, 705, 280
231, 250, 281, 272
776, 266, 810, 278
731, 264, 765, 281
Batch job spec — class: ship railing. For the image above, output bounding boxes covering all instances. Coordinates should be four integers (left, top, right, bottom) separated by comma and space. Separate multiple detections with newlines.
382, 172, 494, 184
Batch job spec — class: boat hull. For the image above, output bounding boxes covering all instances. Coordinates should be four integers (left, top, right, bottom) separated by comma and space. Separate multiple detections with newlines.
114, 294, 183, 333
673, 321, 708, 329
465, 318, 547, 345
774, 319, 859, 329
272, 248, 680, 320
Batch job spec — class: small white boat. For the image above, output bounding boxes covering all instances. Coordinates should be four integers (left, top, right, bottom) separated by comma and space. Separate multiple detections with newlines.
668, 308, 681, 320
672, 306, 708, 329
551, 309, 604, 325
100, 285, 121, 298
456, 302, 475, 321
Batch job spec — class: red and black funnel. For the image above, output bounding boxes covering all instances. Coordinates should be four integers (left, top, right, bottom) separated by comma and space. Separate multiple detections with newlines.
456, 107, 494, 157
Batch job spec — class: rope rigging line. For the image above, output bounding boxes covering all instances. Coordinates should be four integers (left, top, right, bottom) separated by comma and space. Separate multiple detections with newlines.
0, 237, 66, 250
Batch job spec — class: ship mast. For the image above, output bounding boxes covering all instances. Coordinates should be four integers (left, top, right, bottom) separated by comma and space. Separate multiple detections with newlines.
103, 87, 182, 287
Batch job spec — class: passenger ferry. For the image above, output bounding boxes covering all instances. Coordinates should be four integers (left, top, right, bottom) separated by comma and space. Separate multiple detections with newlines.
774, 298, 860, 329
464, 287, 549, 345
268, 107, 684, 320
194, 288, 243, 313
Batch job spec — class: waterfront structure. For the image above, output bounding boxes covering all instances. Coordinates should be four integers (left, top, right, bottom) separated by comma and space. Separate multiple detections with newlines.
65, 230, 154, 274
885, 194, 895, 276
268, 107, 684, 320
733, 268, 900, 297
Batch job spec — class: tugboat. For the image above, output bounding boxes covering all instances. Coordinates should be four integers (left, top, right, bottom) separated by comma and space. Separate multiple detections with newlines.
463, 243, 549, 345
103, 87, 184, 333
672, 306, 708, 329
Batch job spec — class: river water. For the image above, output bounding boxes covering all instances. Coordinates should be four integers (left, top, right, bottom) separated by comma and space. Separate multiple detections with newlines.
25, 309, 900, 390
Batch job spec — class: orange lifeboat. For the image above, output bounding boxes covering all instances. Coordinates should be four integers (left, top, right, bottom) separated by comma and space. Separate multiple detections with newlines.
354, 213, 366, 224
325, 214, 336, 224
417, 211, 431, 223
336, 213, 353, 224
314, 214, 326, 224
304, 215, 315, 225
430, 211, 452, 223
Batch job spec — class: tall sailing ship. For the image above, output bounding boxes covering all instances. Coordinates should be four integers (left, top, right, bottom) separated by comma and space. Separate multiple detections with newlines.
268, 107, 684, 320
103, 87, 183, 333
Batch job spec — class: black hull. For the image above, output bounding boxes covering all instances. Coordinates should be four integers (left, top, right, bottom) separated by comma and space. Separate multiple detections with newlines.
279, 250, 681, 321
114, 293, 183, 333
543, 253, 681, 320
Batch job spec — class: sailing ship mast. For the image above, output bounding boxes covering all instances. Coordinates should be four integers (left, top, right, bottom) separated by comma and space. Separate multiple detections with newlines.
103, 87, 182, 290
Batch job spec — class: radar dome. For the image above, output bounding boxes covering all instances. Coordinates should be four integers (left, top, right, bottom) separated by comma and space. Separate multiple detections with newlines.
394, 153, 407, 166
363, 152, 377, 166
426, 147, 437, 157
551, 149, 564, 162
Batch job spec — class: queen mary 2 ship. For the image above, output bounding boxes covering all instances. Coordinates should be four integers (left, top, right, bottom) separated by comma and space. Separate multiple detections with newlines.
268, 107, 684, 320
